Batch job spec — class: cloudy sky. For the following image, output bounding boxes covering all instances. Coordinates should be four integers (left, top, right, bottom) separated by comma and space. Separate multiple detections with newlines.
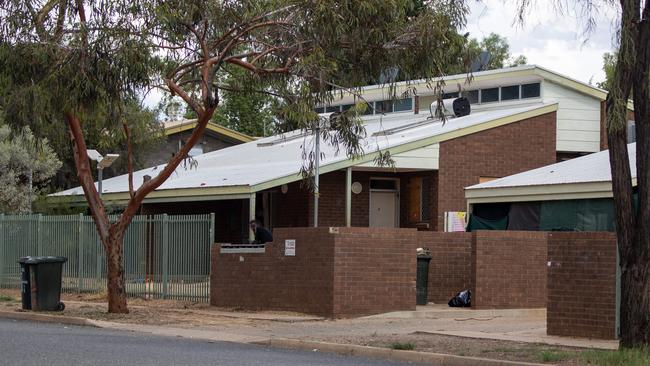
465, 0, 620, 85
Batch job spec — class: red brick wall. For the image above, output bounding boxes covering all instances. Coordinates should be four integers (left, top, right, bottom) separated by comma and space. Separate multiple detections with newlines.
211, 228, 335, 316
211, 227, 417, 317
332, 227, 417, 316
437, 112, 557, 230
418, 232, 472, 303
547, 232, 618, 339
273, 181, 310, 228
471, 231, 548, 309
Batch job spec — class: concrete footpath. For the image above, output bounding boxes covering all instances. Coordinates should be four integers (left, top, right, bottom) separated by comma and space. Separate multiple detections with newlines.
0, 304, 619, 366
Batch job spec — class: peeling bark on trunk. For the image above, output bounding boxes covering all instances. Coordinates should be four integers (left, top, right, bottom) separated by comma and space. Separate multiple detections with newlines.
105, 234, 128, 313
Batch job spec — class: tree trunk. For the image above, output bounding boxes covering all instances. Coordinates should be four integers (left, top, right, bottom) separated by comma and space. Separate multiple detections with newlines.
105, 233, 128, 313
620, 231, 650, 347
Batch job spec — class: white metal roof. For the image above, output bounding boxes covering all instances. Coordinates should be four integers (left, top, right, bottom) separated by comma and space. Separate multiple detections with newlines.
53, 102, 556, 199
467, 143, 636, 191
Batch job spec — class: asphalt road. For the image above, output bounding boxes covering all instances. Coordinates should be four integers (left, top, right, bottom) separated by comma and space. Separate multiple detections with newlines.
0, 319, 424, 366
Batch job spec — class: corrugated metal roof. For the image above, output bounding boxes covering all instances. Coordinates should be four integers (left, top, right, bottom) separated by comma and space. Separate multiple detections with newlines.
466, 143, 637, 191
53, 102, 556, 197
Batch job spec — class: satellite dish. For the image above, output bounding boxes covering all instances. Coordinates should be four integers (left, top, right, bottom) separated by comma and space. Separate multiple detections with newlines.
470, 51, 491, 72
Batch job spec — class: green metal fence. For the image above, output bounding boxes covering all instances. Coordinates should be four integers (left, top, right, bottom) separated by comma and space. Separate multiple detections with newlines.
0, 213, 214, 302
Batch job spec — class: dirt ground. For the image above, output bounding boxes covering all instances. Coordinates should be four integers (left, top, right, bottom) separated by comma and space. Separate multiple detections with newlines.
0, 288, 616, 365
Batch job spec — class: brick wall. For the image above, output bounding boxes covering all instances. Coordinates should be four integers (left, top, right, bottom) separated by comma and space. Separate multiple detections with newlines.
471, 231, 548, 309
547, 232, 618, 339
418, 231, 472, 303
332, 227, 417, 316
211, 227, 417, 317
211, 227, 336, 316
437, 112, 557, 229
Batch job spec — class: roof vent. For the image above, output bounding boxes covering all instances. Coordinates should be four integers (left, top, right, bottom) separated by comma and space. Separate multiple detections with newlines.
430, 97, 471, 118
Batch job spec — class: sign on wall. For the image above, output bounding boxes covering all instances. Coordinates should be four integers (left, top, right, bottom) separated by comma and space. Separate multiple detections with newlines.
444, 211, 467, 232
285, 239, 296, 256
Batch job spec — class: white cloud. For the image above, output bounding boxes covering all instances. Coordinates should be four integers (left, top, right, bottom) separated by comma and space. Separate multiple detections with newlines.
464, 0, 620, 85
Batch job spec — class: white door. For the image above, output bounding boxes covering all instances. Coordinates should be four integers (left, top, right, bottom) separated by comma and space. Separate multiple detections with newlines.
370, 191, 398, 227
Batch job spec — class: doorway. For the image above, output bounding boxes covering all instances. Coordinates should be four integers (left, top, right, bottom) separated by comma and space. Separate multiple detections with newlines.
369, 178, 399, 227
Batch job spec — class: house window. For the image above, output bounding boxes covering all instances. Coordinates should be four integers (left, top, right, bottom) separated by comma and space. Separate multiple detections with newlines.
500, 85, 520, 101
341, 104, 355, 111
370, 179, 398, 190
443, 91, 460, 99
521, 83, 541, 99
362, 102, 374, 115
408, 177, 423, 222
393, 98, 413, 112
325, 105, 340, 113
375, 100, 393, 114
465, 90, 479, 104
481, 87, 499, 103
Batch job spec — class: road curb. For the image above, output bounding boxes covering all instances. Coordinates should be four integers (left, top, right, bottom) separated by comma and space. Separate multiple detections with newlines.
0, 310, 97, 327
260, 338, 551, 366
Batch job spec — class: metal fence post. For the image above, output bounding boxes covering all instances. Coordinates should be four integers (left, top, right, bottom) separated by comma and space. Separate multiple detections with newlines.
36, 214, 43, 256
162, 214, 169, 299
78, 213, 84, 293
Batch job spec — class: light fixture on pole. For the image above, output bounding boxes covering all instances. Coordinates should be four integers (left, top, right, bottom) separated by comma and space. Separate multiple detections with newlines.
87, 149, 119, 198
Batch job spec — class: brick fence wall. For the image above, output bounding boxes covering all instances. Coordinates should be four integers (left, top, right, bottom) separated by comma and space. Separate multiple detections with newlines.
333, 228, 417, 316
211, 227, 417, 317
211, 227, 335, 316
471, 231, 548, 309
547, 232, 618, 339
418, 231, 472, 303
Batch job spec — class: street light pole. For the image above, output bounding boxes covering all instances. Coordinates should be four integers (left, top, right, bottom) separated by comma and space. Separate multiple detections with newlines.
98, 167, 103, 198
86, 150, 119, 199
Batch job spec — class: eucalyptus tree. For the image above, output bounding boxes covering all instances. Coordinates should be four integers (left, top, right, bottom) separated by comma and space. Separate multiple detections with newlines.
518, 0, 650, 348
0, 0, 472, 313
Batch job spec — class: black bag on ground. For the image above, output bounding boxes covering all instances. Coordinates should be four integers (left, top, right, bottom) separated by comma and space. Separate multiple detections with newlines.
448, 290, 471, 307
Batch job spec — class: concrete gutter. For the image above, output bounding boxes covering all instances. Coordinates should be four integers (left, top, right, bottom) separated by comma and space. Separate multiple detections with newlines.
261, 338, 551, 366
0, 310, 97, 327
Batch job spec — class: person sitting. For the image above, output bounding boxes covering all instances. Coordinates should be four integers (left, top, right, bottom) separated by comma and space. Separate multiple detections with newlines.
249, 220, 273, 244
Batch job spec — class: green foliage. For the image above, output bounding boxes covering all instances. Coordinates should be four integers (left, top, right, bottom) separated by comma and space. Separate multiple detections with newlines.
0, 117, 61, 214
580, 348, 650, 366
598, 52, 617, 91
0, 294, 15, 302
390, 342, 415, 350
211, 66, 276, 137
467, 33, 528, 70
0, 2, 164, 189
538, 350, 571, 363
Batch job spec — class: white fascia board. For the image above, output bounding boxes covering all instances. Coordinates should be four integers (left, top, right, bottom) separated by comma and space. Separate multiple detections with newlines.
464, 181, 615, 204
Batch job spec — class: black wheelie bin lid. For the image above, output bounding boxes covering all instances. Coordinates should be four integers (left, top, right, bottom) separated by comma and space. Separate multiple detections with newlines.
18, 256, 68, 264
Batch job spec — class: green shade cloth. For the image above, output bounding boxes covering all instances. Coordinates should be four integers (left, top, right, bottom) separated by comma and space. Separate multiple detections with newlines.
466, 214, 508, 232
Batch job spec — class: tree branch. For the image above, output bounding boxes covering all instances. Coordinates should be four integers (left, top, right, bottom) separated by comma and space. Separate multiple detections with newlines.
166, 79, 203, 115
65, 113, 110, 244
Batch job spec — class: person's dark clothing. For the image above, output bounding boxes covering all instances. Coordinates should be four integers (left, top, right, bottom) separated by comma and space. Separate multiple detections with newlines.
254, 227, 273, 244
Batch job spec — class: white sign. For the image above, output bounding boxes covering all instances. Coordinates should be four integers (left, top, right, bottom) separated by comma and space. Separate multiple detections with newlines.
284, 239, 296, 256
445, 211, 467, 232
